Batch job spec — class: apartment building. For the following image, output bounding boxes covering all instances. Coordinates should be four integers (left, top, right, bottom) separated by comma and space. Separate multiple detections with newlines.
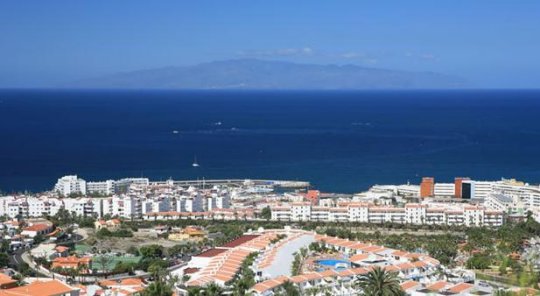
86, 180, 115, 195
54, 175, 87, 196
270, 202, 504, 227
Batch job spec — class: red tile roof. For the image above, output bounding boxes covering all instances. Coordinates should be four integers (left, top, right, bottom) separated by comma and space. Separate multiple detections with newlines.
23, 223, 51, 232
448, 282, 474, 293
0, 274, 16, 286
195, 248, 227, 258
400, 280, 420, 291
221, 235, 259, 248
0, 280, 77, 296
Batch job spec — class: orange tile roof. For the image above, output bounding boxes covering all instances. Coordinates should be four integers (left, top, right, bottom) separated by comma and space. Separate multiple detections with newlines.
391, 250, 409, 257
318, 269, 338, 277
195, 248, 227, 258
0, 274, 16, 286
55, 246, 69, 253
400, 280, 420, 291
0, 280, 77, 296
426, 281, 448, 291
383, 265, 400, 272
23, 223, 51, 232
51, 256, 91, 269
221, 235, 259, 248
99, 278, 144, 288
448, 282, 474, 293
350, 253, 370, 262
396, 262, 415, 270
413, 261, 428, 268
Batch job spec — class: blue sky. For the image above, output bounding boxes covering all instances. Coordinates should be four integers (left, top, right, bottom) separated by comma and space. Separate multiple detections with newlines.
1, 1, 539, 87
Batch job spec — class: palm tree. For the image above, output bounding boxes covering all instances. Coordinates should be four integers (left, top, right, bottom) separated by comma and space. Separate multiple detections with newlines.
299, 247, 308, 259
278, 281, 300, 296
200, 282, 224, 296
493, 289, 515, 296
142, 280, 173, 296
304, 287, 319, 296
231, 279, 251, 296
186, 287, 203, 296
142, 266, 173, 296
76, 264, 86, 283
354, 266, 402, 296
320, 284, 332, 296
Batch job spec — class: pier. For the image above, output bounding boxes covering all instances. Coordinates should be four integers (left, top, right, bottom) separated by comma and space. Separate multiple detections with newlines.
150, 179, 310, 189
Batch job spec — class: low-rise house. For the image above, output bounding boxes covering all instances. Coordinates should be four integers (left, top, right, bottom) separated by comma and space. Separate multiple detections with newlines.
51, 256, 92, 272
98, 278, 146, 295
168, 226, 206, 241
0, 279, 79, 296
94, 219, 121, 231
0, 274, 17, 289
21, 223, 53, 238
55, 246, 70, 257
153, 225, 170, 235
30, 243, 57, 259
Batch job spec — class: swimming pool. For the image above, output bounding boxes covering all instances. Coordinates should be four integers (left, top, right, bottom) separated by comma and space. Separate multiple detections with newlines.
316, 259, 351, 270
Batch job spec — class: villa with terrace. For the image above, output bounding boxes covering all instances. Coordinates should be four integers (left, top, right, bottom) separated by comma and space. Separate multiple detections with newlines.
248, 231, 489, 296
175, 227, 485, 295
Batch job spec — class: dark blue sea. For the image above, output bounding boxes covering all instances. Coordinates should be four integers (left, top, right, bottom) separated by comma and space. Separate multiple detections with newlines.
1, 89, 540, 193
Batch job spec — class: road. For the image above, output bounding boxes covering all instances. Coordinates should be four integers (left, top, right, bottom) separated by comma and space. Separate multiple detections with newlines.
18, 226, 186, 284
13, 227, 86, 277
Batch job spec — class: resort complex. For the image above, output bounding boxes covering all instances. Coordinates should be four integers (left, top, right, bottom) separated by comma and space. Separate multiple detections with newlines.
1, 174, 540, 295
175, 227, 460, 295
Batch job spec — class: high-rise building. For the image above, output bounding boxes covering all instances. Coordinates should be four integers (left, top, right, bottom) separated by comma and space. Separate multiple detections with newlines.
454, 177, 470, 198
420, 177, 435, 197
462, 180, 475, 199
434, 183, 455, 197
54, 175, 87, 196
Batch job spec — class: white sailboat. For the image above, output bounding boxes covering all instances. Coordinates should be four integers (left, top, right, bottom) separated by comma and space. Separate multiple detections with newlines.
192, 156, 200, 167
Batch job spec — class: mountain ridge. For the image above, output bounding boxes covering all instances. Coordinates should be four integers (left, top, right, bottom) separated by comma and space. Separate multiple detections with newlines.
66, 59, 469, 89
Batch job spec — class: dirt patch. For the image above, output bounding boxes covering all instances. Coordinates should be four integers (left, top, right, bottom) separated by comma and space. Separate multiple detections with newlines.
82, 228, 180, 252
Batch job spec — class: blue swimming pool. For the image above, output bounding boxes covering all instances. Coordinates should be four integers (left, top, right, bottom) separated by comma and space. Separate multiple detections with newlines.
316, 259, 351, 270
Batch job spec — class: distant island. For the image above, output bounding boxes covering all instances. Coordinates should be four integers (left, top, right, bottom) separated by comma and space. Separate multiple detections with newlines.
67, 59, 468, 89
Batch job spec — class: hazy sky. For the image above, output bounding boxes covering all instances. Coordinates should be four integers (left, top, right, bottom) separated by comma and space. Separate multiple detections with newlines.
1, 1, 539, 88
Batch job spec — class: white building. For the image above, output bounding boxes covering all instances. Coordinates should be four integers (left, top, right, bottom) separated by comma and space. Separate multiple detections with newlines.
485, 193, 522, 213
268, 202, 504, 227
87, 180, 115, 195
291, 202, 311, 221
54, 175, 87, 196
434, 183, 455, 197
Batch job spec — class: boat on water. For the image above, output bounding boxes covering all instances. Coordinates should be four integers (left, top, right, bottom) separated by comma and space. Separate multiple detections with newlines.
245, 185, 274, 193
192, 156, 200, 167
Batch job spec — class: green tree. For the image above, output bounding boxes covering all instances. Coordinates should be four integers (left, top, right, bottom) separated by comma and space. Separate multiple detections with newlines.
354, 266, 402, 296
1, 240, 10, 253
187, 287, 203, 296
96, 228, 112, 238
140, 245, 164, 258
276, 281, 300, 296
0, 253, 9, 267
142, 266, 173, 296
260, 207, 271, 221
127, 246, 140, 256
494, 289, 515, 296
200, 282, 224, 296
499, 257, 509, 275
96, 255, 112, 273
466, 254, 491, 270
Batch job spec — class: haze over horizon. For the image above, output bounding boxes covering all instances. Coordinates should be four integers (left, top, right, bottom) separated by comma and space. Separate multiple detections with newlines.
1, 1, 540, 88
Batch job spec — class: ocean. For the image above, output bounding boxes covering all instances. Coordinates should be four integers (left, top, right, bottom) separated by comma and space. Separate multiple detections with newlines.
0, 89, 539, 193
